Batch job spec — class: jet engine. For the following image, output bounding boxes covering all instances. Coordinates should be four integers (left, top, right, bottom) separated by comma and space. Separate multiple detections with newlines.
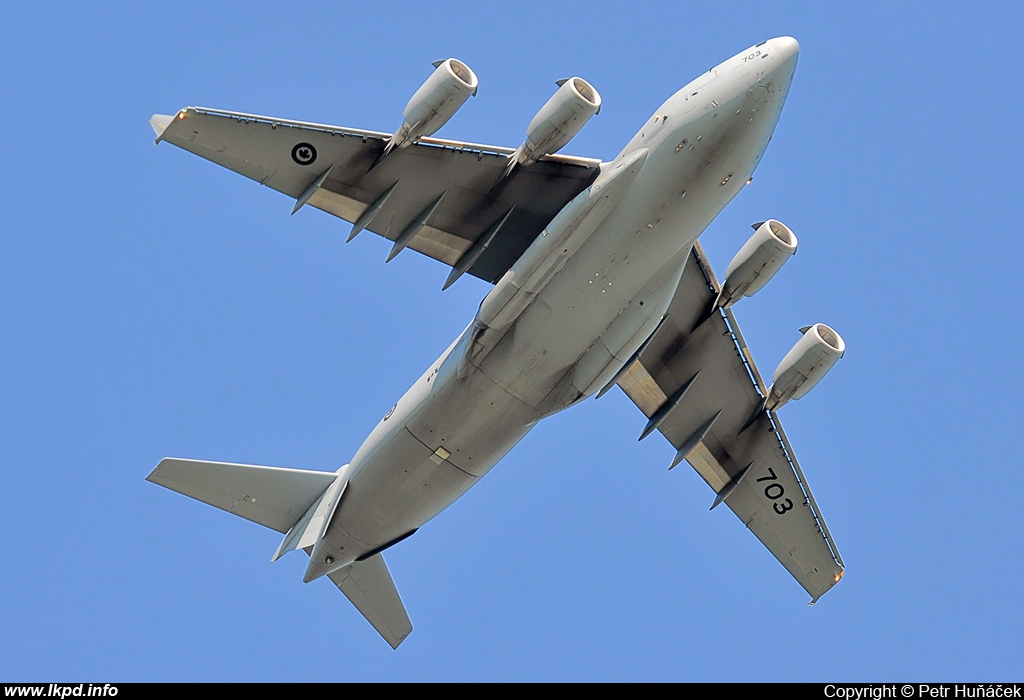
720, 220, 798, 307
766, 323, 845, 411
388, 58, 478, 152
515, 77, 602, 165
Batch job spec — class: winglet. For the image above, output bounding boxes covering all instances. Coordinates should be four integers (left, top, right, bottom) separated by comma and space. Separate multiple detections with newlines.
150, 113, 176, 144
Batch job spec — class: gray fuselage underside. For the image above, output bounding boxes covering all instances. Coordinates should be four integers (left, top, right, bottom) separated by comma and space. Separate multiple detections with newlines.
319, 43, 797, 570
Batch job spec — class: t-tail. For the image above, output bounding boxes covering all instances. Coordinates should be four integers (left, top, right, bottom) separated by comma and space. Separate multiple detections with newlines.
146, 458, 413, 649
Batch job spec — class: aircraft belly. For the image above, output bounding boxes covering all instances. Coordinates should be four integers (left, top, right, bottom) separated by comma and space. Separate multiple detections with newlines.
326, 65, 787, 565
346, 330, 465, 479
461, 78, 776, 417
476, 297, 573, 408
331, 426, 477, 550
473, 162, 722, 412
330, 358, 542, 555
405, 364, 540, 478
571, 252, 690, 396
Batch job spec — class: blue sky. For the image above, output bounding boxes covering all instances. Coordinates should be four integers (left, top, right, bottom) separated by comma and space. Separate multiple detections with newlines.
2, 1, 1022, 682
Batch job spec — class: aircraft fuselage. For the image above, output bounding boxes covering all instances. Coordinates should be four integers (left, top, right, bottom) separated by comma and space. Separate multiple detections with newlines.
308, 38, 800, 579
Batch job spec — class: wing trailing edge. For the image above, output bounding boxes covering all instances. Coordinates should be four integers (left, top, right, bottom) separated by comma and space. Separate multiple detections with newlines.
614, 242, 845, 602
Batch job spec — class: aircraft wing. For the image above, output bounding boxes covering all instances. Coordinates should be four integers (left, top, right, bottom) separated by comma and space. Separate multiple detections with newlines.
150, 108, 601, 285
615, 242, 845, 602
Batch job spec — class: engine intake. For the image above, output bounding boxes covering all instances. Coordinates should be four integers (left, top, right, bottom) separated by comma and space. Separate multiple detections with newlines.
766, 323, 845, 411
389, 58, 478, 152
721, 220, 798, 307
516, 77, 602, 166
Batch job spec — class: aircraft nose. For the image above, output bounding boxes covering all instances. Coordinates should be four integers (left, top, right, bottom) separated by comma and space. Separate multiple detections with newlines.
770, 36, 800, 63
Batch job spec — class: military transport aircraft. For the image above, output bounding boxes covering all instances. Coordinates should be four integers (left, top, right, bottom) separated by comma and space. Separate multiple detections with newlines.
147, 36, 845, 649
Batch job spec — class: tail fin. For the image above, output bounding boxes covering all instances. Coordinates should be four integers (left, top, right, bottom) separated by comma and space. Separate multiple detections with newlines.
147, 458, 338, 534
273, 465, 349, 564
328, 553, 413, 649
148, 457, 413, 648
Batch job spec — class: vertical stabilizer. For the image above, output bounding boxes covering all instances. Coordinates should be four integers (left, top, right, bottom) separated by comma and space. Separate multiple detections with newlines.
271, 464, 351, 562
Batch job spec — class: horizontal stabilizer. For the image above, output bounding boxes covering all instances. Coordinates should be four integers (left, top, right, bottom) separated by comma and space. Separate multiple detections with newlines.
328, 553, 413, 649
147, 458, 337, 534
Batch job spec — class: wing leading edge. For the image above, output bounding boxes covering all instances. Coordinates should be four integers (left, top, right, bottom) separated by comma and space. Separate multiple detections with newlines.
615, 242, 844, 602
151, 107, 601, 284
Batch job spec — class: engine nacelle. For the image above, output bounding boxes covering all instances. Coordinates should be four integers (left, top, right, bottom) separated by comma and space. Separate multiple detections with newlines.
517, 77, 601, 165
766, 324, 845, 411
721, 220, 798, 307
391, 58, 478, 150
